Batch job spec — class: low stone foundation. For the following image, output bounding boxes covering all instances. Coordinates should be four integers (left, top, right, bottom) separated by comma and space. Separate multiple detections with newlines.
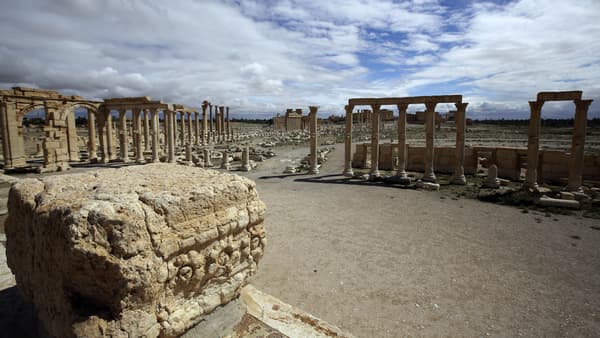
5, 163, 266, 337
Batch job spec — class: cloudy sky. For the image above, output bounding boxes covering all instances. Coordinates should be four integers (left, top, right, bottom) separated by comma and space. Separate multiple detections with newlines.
1, 0, 599, 118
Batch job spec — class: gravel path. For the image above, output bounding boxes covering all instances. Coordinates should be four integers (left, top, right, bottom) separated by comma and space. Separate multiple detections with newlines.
245, 145, 600, 337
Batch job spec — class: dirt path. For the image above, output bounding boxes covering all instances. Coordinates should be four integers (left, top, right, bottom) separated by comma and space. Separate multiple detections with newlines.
243, 145, 600, 337
0, 143, 599, 337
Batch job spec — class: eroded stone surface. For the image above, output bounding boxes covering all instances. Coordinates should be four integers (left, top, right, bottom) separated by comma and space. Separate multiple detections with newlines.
5, 163, 266, 338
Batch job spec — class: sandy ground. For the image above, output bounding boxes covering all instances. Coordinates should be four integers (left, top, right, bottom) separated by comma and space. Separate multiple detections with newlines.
243, 145, 600, 337
0, 142, 599, 337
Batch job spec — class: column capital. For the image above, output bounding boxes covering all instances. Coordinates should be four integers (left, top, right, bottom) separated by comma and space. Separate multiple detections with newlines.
455, 102, 468, 112
370, 103, 381, 111
344, 105, 353, 114
396, 103, 409, 112
309, 106, 319, 114
529, 100, 544, 112
574, 99, 593, 110
425, 102, 437, 111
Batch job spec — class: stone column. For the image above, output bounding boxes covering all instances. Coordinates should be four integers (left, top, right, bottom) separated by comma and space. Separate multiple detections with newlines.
218, 106, 225, 143
567, 99, 593, 191
451, 102, 468, 185
309, 106, 319, 174
144, 109, 150, 152
343, 105, 354, 176
87, 109, 98, 162
194, 111, 200, 146
525, 101, 543, 188
396, 103, 409, 181
209, 104, 214, 143
202, 104, 208, 145
241, 146, 251, 171
203, 148, 212, 167
66, 107, 80, 162
118, 110, 129, 162
423, 102, 437, 182
226, 107, 230, 142
97, 108, 108, 163
369, 103, 381, 179
106, 111, 115, 161
166, 111, 175, 163
151, 109, 160, 162
220, 149, 231, 170
187, 112, 192, 145
180, 111, 186, 146
134, 109, 144, 163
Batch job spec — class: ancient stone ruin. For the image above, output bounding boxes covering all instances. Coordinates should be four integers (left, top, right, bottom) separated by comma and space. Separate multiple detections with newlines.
344, 95, 468, 184
5, 164, 266, 337
0, 88, 236, 173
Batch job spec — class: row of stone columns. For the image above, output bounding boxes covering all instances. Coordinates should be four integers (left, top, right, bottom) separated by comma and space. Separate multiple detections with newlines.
87, 104, 237, 164
343, 101, 468, 184
203, 103, 233, 143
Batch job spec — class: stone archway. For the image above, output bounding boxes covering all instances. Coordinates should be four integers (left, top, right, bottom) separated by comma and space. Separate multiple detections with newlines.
525, 91, 593, 191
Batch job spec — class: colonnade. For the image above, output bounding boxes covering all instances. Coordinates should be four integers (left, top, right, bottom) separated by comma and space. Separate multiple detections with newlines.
344, 95, 467, 184
84, 101, 234, 164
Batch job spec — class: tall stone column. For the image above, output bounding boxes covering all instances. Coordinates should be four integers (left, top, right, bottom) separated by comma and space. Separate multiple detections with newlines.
451, 102, 468, 185
87, 109, 98, 162
209, 104, 214, 143
226, 107, 230, 142
106, 111, 115, 161
369, 103, 381, 179
166, 111, 175, 163
567, 99, 593, 191
65, 107, 80, 162
309, 106, 319, 174
423, 102, 437, 182
151, 109, 160, 162
241, 146, 251, 171
118, 110, 129, 162
343, 105, 354, 176
218, 106, 224, 143
143, 109, 150, 152
186, 112, 192, 145
525, 101, 543, 188
202, 104, 208, 145
134, 109, 144, 163
180, 111, 186, 146
396, 103, 409, 181
194, 111, 200, 146
97, 108, 108, 163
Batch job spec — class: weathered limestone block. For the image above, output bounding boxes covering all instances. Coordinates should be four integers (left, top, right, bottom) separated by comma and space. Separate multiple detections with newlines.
5, 163, 267, 338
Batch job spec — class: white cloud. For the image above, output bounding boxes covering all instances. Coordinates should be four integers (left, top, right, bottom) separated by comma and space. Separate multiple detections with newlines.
0, 0, 598, 118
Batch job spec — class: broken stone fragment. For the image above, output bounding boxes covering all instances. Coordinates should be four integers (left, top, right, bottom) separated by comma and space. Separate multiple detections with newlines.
5, 163, 266, 338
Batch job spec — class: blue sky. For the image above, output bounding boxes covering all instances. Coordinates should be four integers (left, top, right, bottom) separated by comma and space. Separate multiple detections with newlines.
1, 0, 599, 119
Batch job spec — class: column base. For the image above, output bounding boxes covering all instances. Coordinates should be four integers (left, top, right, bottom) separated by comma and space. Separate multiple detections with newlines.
565, 184, 583, 193
343, 168, 354, 177
422, 172, 437, 183
369, 170, 380, 181
450, 174, 467, 185
241, 164, 251, 172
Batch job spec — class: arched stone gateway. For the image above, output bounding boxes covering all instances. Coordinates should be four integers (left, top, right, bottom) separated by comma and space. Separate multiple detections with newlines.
0, 87, 101, 171
525, 91, 593, 192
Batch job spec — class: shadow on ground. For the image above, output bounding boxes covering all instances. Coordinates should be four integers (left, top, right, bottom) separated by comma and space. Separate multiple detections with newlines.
0, 286, 49, 338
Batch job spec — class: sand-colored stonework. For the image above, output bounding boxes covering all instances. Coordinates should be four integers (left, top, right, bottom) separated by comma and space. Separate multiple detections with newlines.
5, 164, 266, 337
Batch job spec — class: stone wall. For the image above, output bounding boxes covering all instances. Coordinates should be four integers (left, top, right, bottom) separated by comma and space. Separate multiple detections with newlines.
351, 143, 600, 182
5, 164, 267, 338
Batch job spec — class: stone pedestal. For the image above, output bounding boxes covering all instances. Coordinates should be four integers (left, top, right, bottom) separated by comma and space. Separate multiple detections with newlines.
5, 164, 266, 338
